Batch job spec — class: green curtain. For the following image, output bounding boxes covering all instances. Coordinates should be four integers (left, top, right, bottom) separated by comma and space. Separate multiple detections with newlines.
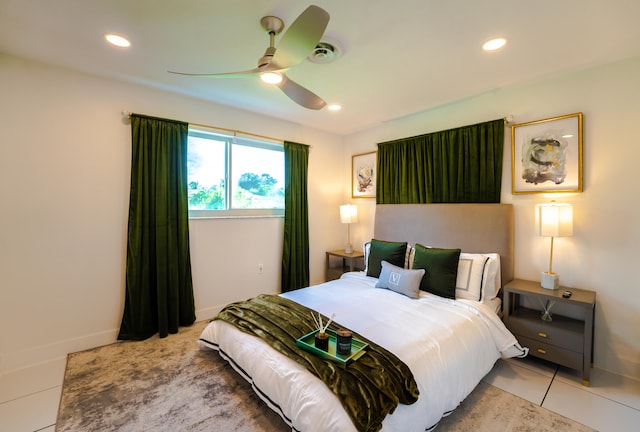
118, 114, 196, 341
377, 119, 504, 204
282, 141, 309, 292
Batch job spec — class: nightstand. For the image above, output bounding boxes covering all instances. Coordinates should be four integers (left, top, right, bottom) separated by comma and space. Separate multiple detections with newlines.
325, 249, 365, 281
503, 279, 596, 386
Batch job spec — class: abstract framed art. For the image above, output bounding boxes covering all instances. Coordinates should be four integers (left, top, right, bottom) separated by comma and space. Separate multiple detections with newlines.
511, 112, 583, 194
352, 151, 376, 198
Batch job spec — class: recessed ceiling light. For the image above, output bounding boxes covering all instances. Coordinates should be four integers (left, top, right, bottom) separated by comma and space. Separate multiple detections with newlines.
327, 104, 342, 111
105, 33, 131, 48
482, 37, 507, 51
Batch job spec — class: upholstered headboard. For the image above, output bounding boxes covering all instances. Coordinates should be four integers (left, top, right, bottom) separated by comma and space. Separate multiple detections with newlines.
374, 204, 514, 287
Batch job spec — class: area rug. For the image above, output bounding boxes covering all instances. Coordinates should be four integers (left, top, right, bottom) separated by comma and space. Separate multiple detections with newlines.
57, 320, 596, 432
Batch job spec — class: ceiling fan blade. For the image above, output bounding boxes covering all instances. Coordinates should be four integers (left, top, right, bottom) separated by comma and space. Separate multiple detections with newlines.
278, 74, 326, 110
168, 66, 266, 78
270, 5, 329, 70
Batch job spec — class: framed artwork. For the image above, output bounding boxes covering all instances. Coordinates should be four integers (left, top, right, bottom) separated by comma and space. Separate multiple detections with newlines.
352, 151, 376, 198
511, 112, 583, 194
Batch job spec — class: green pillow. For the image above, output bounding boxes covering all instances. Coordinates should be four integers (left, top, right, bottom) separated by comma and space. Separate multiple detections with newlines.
366, 239, 408, 278
412, 244, 461, 299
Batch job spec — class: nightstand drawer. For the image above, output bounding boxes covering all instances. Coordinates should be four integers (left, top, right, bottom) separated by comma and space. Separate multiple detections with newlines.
508, 309, 583, 352
516, 334, 582, 370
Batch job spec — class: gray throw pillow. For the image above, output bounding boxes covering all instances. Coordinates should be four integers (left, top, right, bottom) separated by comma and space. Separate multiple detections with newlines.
375, 260, 425, 299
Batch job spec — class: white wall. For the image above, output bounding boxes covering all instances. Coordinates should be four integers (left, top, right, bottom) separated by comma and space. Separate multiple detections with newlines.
344, 56, 640, 380
0, 54, 346, 374
2, 52, 638, 381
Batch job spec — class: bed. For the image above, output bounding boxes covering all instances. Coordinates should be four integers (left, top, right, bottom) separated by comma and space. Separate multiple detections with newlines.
199, 204, 528, 431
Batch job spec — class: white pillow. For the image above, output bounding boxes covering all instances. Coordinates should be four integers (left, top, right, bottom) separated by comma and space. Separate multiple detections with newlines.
482, 253, 501, 300
456, 254, 489, 301
407, 245, 415, 266
455, 253, 501, 301
375, 261, 425, 299
363, 241, 370, 272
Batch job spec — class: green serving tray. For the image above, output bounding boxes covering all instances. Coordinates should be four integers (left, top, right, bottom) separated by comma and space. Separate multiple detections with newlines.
296, 329, 368, 367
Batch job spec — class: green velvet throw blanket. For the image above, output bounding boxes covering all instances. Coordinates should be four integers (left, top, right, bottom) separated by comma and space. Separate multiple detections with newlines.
215, 294, 419, 432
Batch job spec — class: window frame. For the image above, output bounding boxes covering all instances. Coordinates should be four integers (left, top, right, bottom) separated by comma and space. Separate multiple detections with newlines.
187, 127, 285, 219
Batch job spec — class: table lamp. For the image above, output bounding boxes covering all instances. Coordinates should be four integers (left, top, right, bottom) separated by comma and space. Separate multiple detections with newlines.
536, 202, 573, 289
340, 204, 358, 253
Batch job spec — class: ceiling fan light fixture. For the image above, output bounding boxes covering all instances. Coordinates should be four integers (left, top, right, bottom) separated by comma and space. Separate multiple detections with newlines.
327, 104, 342, 111
104, 33, 131, 48
483, 37, 507, 51
260, 71, 283, 84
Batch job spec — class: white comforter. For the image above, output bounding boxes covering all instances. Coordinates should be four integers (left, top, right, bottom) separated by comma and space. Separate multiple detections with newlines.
199, 272, 527, 432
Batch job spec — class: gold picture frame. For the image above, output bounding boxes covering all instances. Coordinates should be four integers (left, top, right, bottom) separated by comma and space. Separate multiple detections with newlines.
352, 151, 376, 198
511, 112, 583, 194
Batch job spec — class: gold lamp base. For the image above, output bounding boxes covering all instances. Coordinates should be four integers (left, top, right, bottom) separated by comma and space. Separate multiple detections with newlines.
541, 272, 559, 290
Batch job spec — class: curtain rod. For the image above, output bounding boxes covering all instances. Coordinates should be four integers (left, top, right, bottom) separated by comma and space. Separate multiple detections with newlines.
122, 111, 285, 144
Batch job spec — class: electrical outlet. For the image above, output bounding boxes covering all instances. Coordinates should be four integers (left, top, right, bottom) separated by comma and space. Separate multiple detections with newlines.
257, 263, 264, 274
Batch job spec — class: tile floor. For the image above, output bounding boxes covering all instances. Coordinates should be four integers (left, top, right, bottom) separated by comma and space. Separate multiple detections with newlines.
1, 355, 639, 431
482, 357, 640, 432
0, 356, 66, 432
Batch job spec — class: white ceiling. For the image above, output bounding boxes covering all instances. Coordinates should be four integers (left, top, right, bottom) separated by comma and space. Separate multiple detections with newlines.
1, 0, 639, 135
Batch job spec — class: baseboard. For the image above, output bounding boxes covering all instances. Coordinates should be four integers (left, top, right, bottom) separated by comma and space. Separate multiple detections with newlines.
1, 328, 119, 375
195, 305, 224, 322
195, 298, 279, 323
2, 305, 228, 376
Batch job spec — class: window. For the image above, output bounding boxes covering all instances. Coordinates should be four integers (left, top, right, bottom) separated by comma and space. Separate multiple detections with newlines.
187, 127, 284, 217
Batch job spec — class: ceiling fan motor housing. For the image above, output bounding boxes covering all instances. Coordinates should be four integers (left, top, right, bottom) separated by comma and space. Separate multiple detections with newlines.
258, 46, 276, 68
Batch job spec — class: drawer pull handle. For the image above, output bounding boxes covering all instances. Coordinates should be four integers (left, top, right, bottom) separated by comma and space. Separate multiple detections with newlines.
537, 348, 547, 355
538, 332, 548, 338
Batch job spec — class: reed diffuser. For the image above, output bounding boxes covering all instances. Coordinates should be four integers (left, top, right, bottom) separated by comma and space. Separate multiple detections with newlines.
311, 311, 335, 351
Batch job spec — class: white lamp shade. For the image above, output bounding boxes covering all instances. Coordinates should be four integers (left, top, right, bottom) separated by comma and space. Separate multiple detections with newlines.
537, 203, 573, 237
340, 204, 358, 224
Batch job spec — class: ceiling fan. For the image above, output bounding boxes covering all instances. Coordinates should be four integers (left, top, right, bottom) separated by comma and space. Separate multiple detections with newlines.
169, 5, 330, 110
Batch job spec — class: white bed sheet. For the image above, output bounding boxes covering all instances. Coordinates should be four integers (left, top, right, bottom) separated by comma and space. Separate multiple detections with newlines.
199, 272, 526, 432
482, 296, 502, 315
